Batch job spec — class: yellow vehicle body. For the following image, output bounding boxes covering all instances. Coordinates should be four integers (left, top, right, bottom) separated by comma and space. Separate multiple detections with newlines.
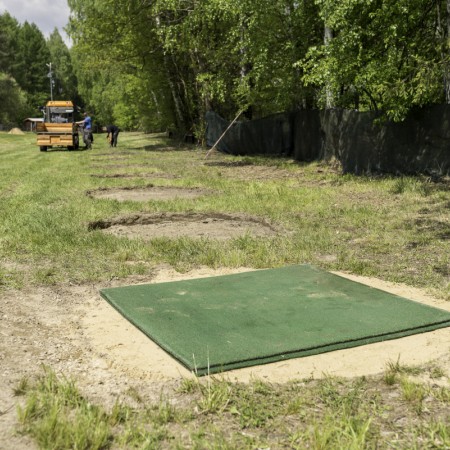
36, 100, 79, 151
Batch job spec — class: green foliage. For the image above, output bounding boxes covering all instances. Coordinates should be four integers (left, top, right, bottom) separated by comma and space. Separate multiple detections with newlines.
0, 12, 21, 77
68, 0, 176, 131
0, 73, 27, 125
301, 0, 450, 120
67, 0, 325, 132
0, 13, 43, 123
16, 22, 51, 96
4, 0, 450, 129
66, 0, 450, 129
0, 12, 81, 126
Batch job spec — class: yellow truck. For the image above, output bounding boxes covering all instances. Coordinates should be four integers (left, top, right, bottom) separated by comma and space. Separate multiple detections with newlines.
36, 100, 79, 151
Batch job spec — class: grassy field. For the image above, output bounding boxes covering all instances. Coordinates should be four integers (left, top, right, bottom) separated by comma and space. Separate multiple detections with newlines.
1, 130, 449, 449
0, 131, 448, 298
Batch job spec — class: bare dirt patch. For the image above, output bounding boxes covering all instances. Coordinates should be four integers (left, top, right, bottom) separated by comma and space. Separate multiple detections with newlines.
90, 164, 153, 169
87, 186, 212, 202
90, 173, 180, 179
90, 155, 132, 161
203, 159, 339, 184
204, 160, 300, 181
89, 212, 280, 240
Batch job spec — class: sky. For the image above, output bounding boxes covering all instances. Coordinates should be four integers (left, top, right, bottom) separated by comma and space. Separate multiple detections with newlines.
0, 0, 72, 46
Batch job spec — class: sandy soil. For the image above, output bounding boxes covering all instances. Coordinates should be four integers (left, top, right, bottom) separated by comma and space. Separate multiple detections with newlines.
83, 268, 450, 384
90, 173, 180, 179
8, 128, 25, 135
89, 212, 280, 240
88, 186, 211, 202
88, 188, 285, 243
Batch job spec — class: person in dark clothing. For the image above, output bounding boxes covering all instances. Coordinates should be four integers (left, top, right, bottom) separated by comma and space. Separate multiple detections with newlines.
106, 124, 120, 147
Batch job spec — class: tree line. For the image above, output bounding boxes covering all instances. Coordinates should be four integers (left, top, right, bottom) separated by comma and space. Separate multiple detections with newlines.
2, 1, 450, 136
0, 12, 77, 127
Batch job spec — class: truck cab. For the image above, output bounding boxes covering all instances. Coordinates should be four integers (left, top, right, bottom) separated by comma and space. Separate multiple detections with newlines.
36, 101, 79, 151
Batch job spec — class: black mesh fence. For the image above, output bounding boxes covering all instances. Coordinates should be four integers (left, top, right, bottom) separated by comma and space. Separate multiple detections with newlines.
205, 106, 450, 176
205, 111, 294, 157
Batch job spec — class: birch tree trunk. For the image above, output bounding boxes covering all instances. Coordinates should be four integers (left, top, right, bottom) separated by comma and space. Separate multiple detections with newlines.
155, 14, 186, 131
324, 24, 334, 108
446, 0, 450, 102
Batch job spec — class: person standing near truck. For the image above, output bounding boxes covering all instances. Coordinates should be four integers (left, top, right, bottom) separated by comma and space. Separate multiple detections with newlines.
76, 112, 93, 149
106, 124, 120, 147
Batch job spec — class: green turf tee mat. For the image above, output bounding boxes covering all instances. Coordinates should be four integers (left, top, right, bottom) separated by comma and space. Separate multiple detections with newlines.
100, 265, 450, 376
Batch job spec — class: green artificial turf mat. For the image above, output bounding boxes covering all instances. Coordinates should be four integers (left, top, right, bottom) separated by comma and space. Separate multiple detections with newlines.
100, 265, 450, 376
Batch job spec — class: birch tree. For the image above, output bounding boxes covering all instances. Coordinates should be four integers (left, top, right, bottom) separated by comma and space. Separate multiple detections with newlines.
302, 0, 449, 120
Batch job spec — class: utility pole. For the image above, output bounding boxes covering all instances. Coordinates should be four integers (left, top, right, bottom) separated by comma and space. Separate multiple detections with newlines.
46, 62, 53, 101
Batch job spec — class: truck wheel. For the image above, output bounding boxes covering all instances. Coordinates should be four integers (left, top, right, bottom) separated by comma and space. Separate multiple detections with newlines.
40, 146, 47, 152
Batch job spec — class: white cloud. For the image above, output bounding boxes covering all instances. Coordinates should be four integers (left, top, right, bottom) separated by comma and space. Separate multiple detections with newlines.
0, 0, 71, 45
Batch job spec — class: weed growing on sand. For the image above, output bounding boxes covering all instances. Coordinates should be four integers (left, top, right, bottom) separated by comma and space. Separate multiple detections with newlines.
16, 368, 111, 450
15, 367, 450, 449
